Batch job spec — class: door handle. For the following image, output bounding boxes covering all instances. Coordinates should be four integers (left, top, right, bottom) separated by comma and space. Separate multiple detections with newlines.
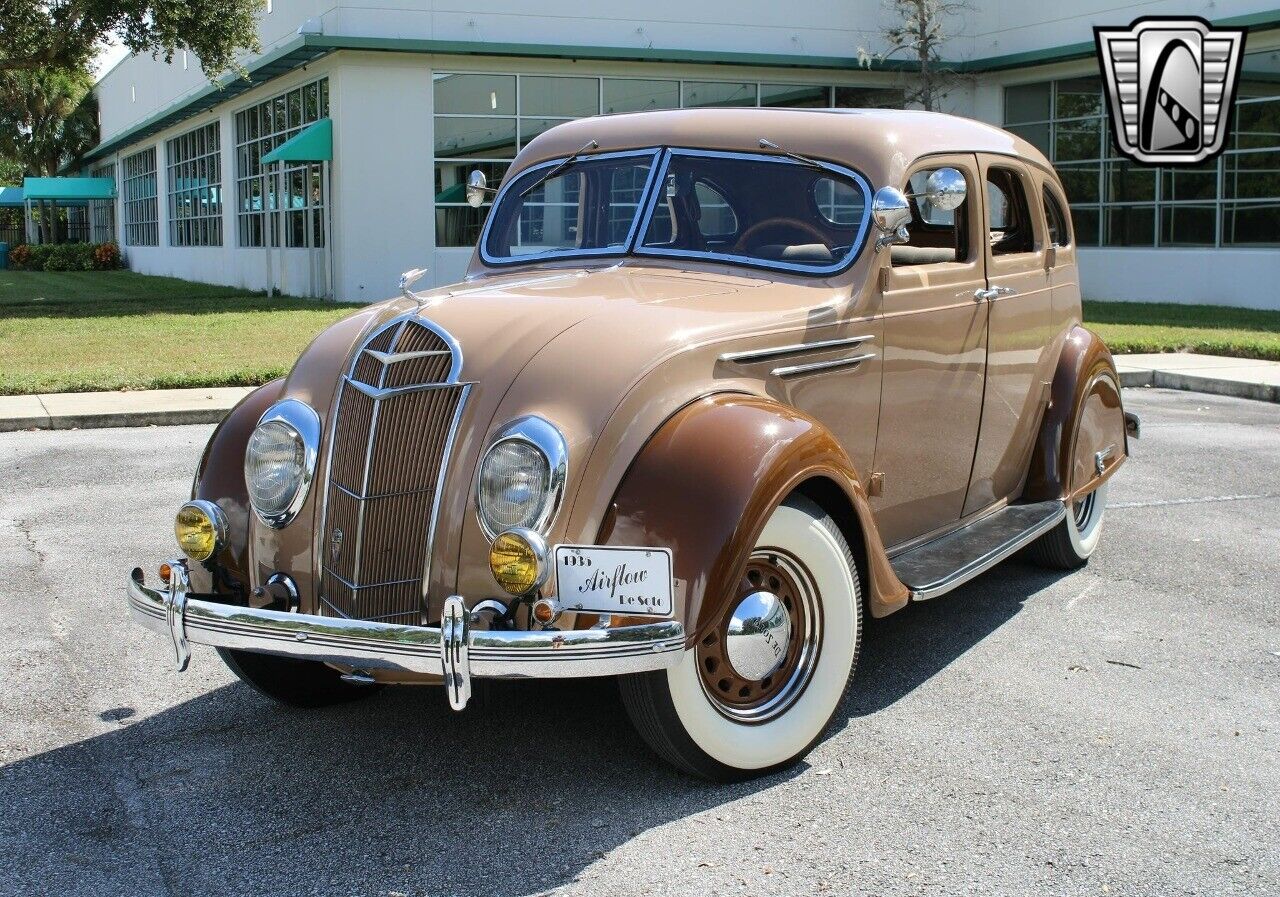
974, 286, 1017, 301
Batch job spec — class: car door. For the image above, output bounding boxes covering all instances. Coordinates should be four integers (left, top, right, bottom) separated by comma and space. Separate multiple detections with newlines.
962, 157, 1059, 515
871, 153, 988, 549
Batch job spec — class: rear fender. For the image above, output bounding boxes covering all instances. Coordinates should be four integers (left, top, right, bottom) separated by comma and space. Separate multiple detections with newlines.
597, 394, 909, 646
1025, 326, 1128, 502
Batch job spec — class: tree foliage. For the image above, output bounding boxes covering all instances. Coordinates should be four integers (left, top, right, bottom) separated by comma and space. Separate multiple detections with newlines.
0, 66, 98, 175
857, 0, 972, 112
0, 0, 264, 78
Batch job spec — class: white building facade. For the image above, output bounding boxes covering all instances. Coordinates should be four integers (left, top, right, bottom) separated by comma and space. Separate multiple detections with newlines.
80, 1, 1280, 307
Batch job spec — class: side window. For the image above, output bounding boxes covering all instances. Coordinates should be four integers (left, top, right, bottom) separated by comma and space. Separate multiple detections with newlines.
1041, 185, 1071, 248
985, 167, 1035, 255
890, 166, 970, 267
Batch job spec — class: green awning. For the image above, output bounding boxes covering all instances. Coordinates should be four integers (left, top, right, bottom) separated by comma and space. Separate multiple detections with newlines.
261, 117, 332, 164
22, 177, 116, 201
434, 182, 467, 204
0, 186, 24, 207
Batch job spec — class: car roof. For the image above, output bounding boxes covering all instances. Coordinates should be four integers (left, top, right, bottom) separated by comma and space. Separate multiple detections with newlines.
515, 108, 1053, 186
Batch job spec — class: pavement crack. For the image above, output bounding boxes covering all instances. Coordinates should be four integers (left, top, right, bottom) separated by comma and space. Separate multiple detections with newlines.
2, 516, 48, 566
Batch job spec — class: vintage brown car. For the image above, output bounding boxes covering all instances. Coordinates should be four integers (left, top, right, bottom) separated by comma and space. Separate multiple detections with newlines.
128, 108, 1137, 780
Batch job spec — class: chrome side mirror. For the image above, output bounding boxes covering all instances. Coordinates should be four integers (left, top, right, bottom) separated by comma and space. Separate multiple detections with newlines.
465, 170, 489, 208
872, 186, 912, 251
923, 167, 967, 211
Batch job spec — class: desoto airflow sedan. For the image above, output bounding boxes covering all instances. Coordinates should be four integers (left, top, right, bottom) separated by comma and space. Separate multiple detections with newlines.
128, 109, 1138, 780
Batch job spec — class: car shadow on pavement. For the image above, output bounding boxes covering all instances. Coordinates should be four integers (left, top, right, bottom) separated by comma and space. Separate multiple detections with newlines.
0, 560, 1068, 897
847, 556, 1070, 717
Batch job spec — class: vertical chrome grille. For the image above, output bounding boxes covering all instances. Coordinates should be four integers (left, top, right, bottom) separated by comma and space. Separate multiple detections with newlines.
318, 316, 469, 624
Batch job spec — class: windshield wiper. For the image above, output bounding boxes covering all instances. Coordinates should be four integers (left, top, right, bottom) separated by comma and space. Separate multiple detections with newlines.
758, 138, 842, 176
520, 139, 599, 197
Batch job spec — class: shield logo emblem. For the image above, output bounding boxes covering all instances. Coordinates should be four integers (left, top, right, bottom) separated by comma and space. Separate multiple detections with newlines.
330, 527, 344, 563
1095, 17, 1246, 166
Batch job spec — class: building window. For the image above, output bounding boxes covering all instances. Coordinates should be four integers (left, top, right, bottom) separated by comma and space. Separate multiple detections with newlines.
433, 73, 905, 248
1004, 49, 1280, 248
90, 161, 116, 243
121, 147, 158, 246
166, 122, 222, 246
235, 78, 328, 248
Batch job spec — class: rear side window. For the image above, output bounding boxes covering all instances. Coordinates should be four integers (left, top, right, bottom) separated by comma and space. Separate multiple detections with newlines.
1042, 186, 1071, 247
985, 167, 1035, 256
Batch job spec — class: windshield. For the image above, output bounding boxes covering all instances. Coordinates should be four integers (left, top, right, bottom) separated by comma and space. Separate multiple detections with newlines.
481, 148, 870, 273
481, 150, 659, 262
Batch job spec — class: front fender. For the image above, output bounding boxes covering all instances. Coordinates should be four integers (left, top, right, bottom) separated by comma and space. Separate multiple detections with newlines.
1025, 326, 1128, 503
187, 379, 286, 595
598, 394, 908, 645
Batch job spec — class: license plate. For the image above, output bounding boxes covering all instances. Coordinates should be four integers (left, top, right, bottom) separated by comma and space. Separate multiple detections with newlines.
553, 545, 674, 617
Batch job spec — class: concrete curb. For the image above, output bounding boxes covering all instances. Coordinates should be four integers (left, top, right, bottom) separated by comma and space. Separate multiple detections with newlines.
1140, 370, 1280, 404
0, 387, 254, 434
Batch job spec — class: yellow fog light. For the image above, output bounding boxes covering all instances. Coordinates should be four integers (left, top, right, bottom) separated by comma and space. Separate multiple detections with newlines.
174, 500, 226, 562
488, 527, 548, 596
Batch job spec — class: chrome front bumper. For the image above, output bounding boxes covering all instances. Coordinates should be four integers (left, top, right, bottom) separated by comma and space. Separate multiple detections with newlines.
127, 561, 685, 710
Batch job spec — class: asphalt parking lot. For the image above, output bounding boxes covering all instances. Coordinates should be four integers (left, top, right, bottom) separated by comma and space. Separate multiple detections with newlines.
0, 388, 1276, 897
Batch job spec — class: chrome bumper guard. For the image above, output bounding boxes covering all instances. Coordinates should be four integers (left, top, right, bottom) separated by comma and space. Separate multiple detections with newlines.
127, 561, 685, 711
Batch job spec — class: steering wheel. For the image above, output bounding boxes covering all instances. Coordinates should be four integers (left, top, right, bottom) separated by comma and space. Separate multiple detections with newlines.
736, 217, 830, 252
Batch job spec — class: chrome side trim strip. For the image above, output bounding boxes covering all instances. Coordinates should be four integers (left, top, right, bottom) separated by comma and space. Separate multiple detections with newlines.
772, 352, 877, 379
719, 334, 874, 365
127, 565, 686, 696
908, 503, 1067, 601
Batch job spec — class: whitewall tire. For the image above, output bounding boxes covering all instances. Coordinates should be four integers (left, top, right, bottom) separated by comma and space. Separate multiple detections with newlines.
1030, 481, 1109, 570
620, 496, 861, 780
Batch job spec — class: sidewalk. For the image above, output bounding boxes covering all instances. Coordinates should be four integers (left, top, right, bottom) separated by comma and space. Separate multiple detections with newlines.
1116, 353, 1280, 404
0, 386, 253, 432
1, 354, 1276, 433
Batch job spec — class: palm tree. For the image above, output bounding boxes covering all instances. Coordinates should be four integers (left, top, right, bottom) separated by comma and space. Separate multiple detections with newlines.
0, 66, 99, 241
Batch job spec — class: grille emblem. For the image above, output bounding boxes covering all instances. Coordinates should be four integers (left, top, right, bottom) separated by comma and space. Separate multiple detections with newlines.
330, 527, 344, 563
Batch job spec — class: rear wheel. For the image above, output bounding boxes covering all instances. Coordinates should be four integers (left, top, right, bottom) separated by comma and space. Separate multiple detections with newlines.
620, 496, 861, 780
1029, 481, 1109, 570
218, 648, 382, 708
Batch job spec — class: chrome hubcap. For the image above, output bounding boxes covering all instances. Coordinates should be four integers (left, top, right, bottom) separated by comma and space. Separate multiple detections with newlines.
725, 590, 792, 681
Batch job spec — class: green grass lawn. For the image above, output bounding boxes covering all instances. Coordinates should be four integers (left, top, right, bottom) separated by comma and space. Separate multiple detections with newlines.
0, 270, 350, 395
1084, 300, 1280, 362
1, 270, 1277, 396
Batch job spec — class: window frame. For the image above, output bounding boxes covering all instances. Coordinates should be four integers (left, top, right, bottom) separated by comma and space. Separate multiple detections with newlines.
477, 147, 873, 275
166, 121, 222, 247
121, 147, 159, 247
478, 148, 663, 266
233, 77, 328, 249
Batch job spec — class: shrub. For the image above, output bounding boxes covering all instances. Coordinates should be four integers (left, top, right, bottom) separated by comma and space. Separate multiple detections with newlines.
8, 243, 32, 269
7, 241, 121, 271
92, 241, 121, 270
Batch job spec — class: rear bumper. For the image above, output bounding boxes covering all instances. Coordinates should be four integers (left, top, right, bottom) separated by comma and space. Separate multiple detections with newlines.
127, 561, 685, 710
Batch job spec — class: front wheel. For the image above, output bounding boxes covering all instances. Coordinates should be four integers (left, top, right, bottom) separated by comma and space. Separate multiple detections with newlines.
1028, 481, 1109, 570
218, 648, 382, 708
620, 496, 861, 781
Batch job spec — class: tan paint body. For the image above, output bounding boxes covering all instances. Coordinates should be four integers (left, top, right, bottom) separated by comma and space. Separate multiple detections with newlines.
191, 109, 1128, 653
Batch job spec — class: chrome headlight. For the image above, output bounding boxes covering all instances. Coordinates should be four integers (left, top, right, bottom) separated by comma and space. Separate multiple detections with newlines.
245, 399, 321, 528
476, 416, 567, 539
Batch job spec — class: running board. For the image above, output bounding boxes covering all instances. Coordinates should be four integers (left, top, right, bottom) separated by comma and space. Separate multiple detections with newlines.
890, 501, 1067, 601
